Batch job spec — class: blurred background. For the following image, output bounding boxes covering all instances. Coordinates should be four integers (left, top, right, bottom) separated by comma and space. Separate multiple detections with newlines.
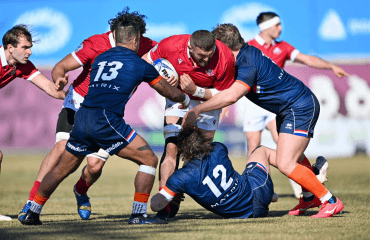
0, 0, 369, 158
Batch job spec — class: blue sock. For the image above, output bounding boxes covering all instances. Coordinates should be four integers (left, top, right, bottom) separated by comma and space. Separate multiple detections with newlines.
328, 196, 337, 204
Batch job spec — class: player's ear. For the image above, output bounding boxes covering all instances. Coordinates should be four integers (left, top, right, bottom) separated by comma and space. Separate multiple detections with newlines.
7, 44, 14, 53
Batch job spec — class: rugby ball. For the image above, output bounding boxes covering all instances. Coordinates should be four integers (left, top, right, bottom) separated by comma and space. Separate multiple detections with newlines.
153, 58, 178, 81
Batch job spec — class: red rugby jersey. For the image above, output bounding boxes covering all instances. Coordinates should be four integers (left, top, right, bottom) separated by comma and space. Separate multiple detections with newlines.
148, 34, 235, 100
247, 35, 300, 68
71, 31, 157, 97
0, 46, 40, 89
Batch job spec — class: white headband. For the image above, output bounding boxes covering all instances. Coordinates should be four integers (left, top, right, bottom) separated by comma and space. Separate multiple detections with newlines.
258, 16, 280, 31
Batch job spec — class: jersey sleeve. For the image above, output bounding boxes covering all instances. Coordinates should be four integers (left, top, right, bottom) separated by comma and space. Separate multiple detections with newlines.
19, 61, 41, 81
235, 64, 256, 91
143, 62, 162, 85
284, 41, 300, 62
212, 55, 235, 91
147, 37, 172, 62
165, 170, 189, 194
71, 38, 97, 66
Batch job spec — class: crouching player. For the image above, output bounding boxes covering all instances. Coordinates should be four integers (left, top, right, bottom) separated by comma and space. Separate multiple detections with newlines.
151, 126, 276, 219
19, 19, 190, 225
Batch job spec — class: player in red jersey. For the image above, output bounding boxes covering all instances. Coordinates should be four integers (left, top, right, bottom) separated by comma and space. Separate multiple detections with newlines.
244, 12, 350, 198
18, 8, 157, 221
0, 25, 65, 221
142, 30, 235, 219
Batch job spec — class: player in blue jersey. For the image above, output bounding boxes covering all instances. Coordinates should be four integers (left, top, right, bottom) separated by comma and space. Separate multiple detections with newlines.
151, 126, 276, 219
19, 19, 190, 226
183, 24, 344, 218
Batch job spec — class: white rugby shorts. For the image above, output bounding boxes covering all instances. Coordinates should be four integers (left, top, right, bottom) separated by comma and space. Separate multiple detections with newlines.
62, 85, 85, 112
243, 99, 276, 132
165, 98, 221, 131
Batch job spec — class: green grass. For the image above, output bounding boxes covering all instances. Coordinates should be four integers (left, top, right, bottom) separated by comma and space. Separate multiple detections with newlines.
0, 153, 369, 240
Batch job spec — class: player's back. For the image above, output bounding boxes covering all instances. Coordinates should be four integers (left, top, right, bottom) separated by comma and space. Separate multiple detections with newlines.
166, 142, 254, 218
237, 44, 313, 114
82, 46, 158, 117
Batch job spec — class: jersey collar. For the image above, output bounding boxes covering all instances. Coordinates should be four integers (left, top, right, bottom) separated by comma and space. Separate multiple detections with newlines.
0, 46, 8, 67
109, 32, 116, 48
255, 34, 275, 46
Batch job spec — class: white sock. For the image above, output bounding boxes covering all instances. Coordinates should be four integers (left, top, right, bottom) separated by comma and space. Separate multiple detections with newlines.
320, 191, 333, 203
132, 201, 147, 215
30, 201, 43, 214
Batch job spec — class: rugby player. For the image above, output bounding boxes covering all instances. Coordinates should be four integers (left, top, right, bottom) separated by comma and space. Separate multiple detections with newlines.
151, 126, 275, 219
183, 24, 344, 218
18, 8, 157, 221
142, 30, 235, 219
0, 25, 66, 221
19, 17, 190, 225
244, 12, 349, 198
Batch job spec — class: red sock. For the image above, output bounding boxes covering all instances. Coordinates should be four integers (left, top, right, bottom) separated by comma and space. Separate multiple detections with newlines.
75, 177, 90, 195
288, 164, 328, 199
28, 181, 41, 201
298, 157, 314, 192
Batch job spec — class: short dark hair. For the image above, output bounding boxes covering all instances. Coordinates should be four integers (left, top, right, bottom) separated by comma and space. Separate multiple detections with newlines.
109, 7, 147, 35
212, 23, 245, 51
2, 24, 33, 49
115, 24, 140, 44
177, 126, 213, 161
190, 30, 215, 51
256, 12, 279, 25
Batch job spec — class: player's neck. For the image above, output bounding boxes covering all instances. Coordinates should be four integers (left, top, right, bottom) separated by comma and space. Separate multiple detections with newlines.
259, 33, 274, 47
232, 50, 240, 62
4, 49, 17, 66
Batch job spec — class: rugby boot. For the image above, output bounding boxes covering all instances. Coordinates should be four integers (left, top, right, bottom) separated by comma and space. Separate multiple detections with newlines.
73, 185, 91, 220
128, 213, 168, 224
18, 201, 32, 221
20, 210, 42, 225
311, 197, 344, 218
288, 196, 322, 216
313, 156, 329, 183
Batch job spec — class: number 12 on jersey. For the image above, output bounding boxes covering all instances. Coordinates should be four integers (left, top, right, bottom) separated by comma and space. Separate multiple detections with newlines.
202, 165, 233, 197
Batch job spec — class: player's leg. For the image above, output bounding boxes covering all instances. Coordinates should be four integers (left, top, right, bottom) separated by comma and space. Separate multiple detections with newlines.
265, 118, 279, 143
0, 149, 3, 172
20, 150, 86, 225
72, 150, 108, 220
114, 134, 167, 224
245, 131, 262, 157
18, 107, 75, 220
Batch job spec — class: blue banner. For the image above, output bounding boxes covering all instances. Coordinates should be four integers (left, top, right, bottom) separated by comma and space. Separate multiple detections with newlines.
1, 0, 369, 66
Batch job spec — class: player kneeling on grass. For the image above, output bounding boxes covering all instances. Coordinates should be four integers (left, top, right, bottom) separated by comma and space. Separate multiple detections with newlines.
151, 126, 279, 219
19, 19, 190, 226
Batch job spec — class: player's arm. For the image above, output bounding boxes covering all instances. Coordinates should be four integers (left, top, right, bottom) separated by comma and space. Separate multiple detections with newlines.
30, 74, 66, 99
151, 77, 190, 108
183, 81, 249, 127
52, 54, 81, 90
294, 53, 350, 78
141, 51, 152, 64
179, 74, 217, 100
151, 186, 176, 212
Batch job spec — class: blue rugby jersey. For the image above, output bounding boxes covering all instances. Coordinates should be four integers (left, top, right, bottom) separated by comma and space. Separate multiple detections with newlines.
82, 46, 161, 117
235, 44, 314, 114
166, 142, 254, 218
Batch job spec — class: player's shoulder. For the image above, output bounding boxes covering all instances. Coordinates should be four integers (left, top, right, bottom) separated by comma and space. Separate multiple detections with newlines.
211, 142, 228, 155
84, 31, 112, 47
159, 34, 190, 49
215, 40, 235, 62
275, 40, 294, 49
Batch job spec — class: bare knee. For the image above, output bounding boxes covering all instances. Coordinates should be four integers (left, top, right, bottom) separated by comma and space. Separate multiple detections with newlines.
165, 143, 178, 159
86, 157, 105, 176
55, 140, 67, 152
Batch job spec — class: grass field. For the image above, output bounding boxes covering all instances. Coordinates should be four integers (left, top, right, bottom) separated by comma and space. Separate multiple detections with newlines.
0, 153, 369, 240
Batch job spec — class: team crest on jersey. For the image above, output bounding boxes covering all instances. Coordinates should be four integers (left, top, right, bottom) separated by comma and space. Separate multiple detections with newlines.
273, 47, 281, 54
206, 69, 214, 76
178, 58, 183, 64
75, 43, 83, 52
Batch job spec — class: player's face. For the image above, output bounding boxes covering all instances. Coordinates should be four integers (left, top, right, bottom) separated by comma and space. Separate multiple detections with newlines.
12, 37, 32, 64
189, 45, 215, 68
269, 23, 282, 39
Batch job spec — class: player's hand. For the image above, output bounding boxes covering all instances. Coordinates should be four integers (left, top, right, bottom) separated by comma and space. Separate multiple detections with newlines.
182, 107, 200, 127
178, 94, 190, 109
179, 74, 197, 95
219, 106, 230, 123
332, 65, 350, 78
55, 73, 69, 91
163, 75, 178, 87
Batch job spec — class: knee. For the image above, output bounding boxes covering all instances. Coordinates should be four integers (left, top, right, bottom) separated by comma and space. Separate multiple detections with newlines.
55, 140, 67, 152
165, 143, 178, 158
86, 158, 105, 176
147, 154, 158, 168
